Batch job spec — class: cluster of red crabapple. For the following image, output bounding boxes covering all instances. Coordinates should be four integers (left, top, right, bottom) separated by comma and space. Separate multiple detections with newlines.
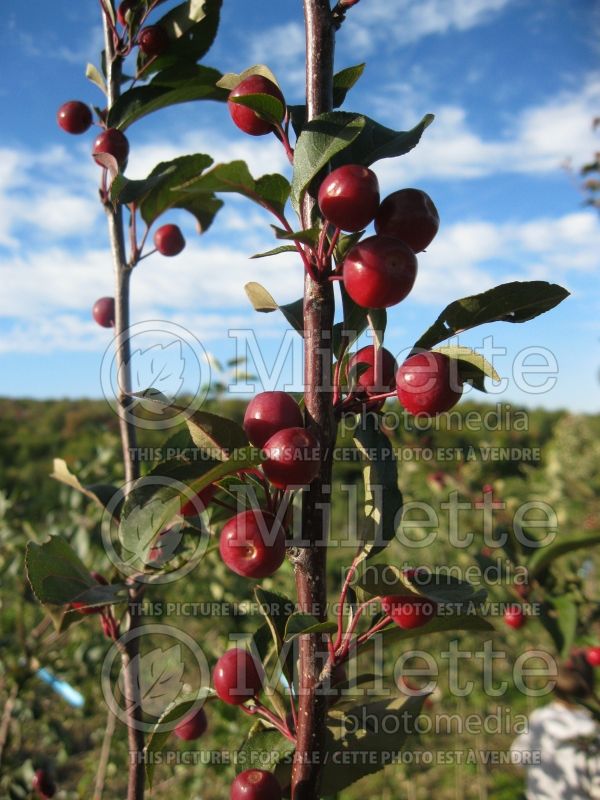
227, 73, 464, 419
56, 1, 187, 331
54, 35, 563, 797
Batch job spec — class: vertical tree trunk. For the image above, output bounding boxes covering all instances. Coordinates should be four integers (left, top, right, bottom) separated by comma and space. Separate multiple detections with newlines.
292, 2, 336, 798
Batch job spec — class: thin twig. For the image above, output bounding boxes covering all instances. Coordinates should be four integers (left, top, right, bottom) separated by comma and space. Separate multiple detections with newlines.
93, 708, 117, 800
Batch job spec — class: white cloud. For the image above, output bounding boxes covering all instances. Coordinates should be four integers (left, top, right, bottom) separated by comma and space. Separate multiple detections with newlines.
246, 22, 306, 93
343, 0, 516, 55
414, 210, 599, 306
0, 209, 596, 353
0, 237, 301, 319
373, 76, 600, 187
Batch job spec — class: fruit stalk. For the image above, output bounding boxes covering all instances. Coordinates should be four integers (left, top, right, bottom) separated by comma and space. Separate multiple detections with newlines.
291, 2, 336, 798
101, 7, 144, 800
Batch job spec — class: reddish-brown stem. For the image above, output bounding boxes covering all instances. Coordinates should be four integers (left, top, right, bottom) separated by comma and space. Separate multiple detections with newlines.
99, 0, 120, 49
241, 703, 296, 743
337, 596, 380, 661
316, 223, 328, 268
333, 552, 362, 651
291, 3, 336, 799
101, 8, 144, 800
326, 227, 341, 260
356, 615, 393, 647
274, 122, 295, 164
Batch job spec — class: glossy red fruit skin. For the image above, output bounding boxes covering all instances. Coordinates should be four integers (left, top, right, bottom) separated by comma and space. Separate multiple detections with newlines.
318, 165, 380, 232
228, 75, 285, 136
375, 188, 440, 253
180, 484, 217, 517
231, 769, 282, 800
92, 296, 115, 328
138, 25, 169, 57
343, 235, 417, 309
32, 769, 56, 799
173, 707, 208, 740
57, 101, 92, 134
262, 427, 321, 489
243, 391, 303, 448
93, 128, 129, 168
219, 510, 286, 579
154, 224, 185, 256
504, 606, 526, 629
586, 647, 600, 667
347, 345, 397, 397
396, 352, 463, 416
213, 649, 263, 705
381, 595, 437, 629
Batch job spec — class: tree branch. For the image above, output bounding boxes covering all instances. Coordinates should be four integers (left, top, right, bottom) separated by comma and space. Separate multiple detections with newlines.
291, 2, 336, 798
101, 6, 144, 800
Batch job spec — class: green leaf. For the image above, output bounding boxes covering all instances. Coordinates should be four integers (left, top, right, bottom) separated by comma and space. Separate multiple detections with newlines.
236, 721, 295, 774
144, 689, 215, 787
334, 230, 364, 263
217, 64, 281, 92
332, 284, 369, 358
332, 63, 366, 108
228, 93, 284, 127
287, 64, 366, 137
552, 596, 578, 658
254, 587, 296, 684
432, 345, 500, 393
136, 0, 223, 77
119, 451, 258, 570
369, 613, 494, 646
319, 695, 427, 794
252, 621, 275, 664
140, 155, 222, 231
51, 459, 122, 516
250, 245, 297, 260
107, 64, 226, 130
538, 600, 576, 657
412, 281, 570, 352
176, 160, 290, 218
332, 112, 435, 170
85, 62, 106, 94
283, 613, 337, 642
353, 415, 403, 558
244, 282, 304, 336
357, 564, 487, 606
528, 533, 600, 578
131, 393, 249, 458
272, 225, 321, 246
254, 587, 295, 648
25, 537, 126, 611
291, 112, 366, 212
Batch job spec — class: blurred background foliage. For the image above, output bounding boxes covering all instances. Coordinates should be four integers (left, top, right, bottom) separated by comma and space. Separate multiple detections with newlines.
1, 396, 599, 799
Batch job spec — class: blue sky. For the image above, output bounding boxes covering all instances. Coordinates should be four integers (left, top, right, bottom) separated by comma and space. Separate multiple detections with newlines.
0, 0, 599, 410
